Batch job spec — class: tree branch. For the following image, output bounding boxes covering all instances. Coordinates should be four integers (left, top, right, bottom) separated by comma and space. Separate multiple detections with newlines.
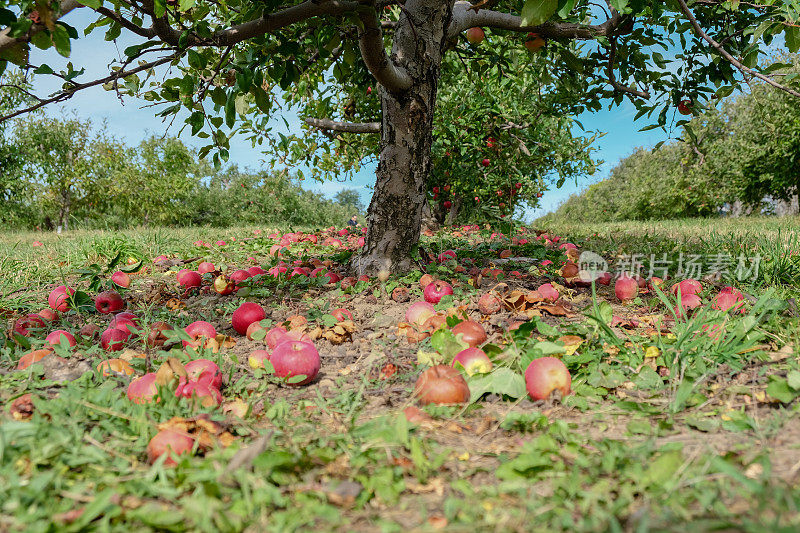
357, 3, 413, 93
94, 6, 157, 38
447, 1, 629, 40
606, 36, 650, 98
675, 0, 800, 98
0, 0, 83, 53
304, 117, 381, 133
0, 52, 180, 123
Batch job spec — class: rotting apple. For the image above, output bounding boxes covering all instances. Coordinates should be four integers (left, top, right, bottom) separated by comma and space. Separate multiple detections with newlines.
183, 321, 217, 348
111, 271, 131, 288
249, 349, 271, 369
414, 365, 470, 405
405, 301, 436, 326
146, 321, 174, 347
101, 327, 130, 351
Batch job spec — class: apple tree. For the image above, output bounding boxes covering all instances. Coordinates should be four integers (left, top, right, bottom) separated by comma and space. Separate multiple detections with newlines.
1, 0, 799, 272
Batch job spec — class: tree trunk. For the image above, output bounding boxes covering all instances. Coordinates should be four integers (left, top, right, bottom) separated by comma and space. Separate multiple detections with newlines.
354, 0, 453, 275
58, 188, 71, 231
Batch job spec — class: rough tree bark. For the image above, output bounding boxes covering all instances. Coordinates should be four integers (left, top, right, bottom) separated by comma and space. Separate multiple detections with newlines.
353, 0, 453, 275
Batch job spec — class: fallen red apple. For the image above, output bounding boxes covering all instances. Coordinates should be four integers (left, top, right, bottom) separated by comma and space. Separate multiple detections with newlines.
146, 321, 174, 347
270, 340, 320, 385
331, 308, 353, 321
212, 275, 235, 295
183, 321, 217, 348
13, 314, 46, 337
184, 359, 222, 389
231, 302, 266, 335
48, 285, 75, 312
95, 291, 125, 314
127, 372, 159, 404
478, 293, 502, 315
414, 365, 470, 405
538, 283, 560, 302
671, 279, 703, 297
452, 347, 492, 376
229, 269, 252, 288
147, 428, 194, 466
713, 290, 745, 313
101, 327, 130, 351
249, 349, 271, 369
525, 357, 571, 401
615, 275, 639, 301
176, 269, 202, 289
451, 320, 487, 348
405, 301, 436, 326
111, 271, 131, 288
45, 329, 76, 348
16, 349, 54, 370
37, 308, 59, 322
197, 261, 215, 274
423, 280, 453, 304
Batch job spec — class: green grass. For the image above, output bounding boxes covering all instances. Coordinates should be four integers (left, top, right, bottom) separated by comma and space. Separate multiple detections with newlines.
2, 218, 800, 531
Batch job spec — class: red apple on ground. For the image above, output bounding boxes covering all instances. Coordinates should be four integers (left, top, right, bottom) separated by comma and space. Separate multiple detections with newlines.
176, 269, 202, 288
183, 321, 217, 348
249, 349, 271, 369
465, 26, 485, 44
229, 269, 252, 288
147, 429, 194, 465
525, 357, 571, 401
270, 340, 320, 386
615, 275, 639, 301
95, 291, 124, 314
17, 349, 55, 370
405, 301, 437, 326
231, 302, 266, 335
451, 320, 487, 348
197, 261, 215, 274
48, 285, 75, 312
13, 314, 46, 337
184, 359, 222, 389
212, 275, 235, 295
111, 271, 131, 288
127, 373, 159, 404
37, 308, 59, 322
713, 290, 745, 313
101, 328, 130, 351
671, 279, 703, 297
146, 321, 173, 347
423, 280, 453, 304
331, 308, 353, 321
538, 283, 560, 302
45, 330, 76, 348
414, 365, 470, 405
452, 347, 492, 376
478, 293, 502, 314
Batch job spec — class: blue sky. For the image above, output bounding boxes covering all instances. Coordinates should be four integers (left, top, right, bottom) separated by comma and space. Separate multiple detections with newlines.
26, 8, 671, 220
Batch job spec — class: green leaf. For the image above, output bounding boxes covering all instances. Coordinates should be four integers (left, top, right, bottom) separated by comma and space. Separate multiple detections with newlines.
0, 8, 16, 26
786, 26, 800, 53
51, 25, 71, 57
642, 449, 683, 487
556, 0, 576, 18
30, 30, 52, 50
532, 341, 565, 355
430, 328, 468, 361
787, 370, 800, 391
78, 0, 102, 8
685, 414, 720, 432
608, 0, 628, 13
467, 367, 527, 403
179, 0, 196, 10
766, 376, 798, 404
521, 0, 558, 27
